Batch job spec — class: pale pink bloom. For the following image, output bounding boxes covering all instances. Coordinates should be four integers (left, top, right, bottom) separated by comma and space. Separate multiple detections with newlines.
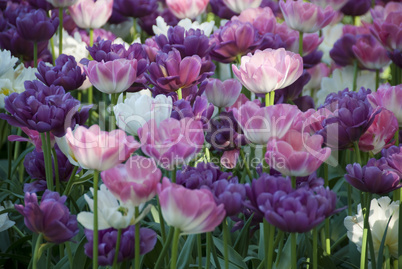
166, 0, 209, 20
83, 59, 138, 94
232, 48, 303, 94
101, 156, 162, 207
233, 7, 276, 35
65, 125, 140, 171
221, 149, 240, 169
68, 0, 113, 29
225, 93, 261, 112
293, 108, 333, 134
157, 177, 225, 235
265, 129, 331, 177
204, 78, 242, 108
368, 84, 402, 126
8, 127, 55, 152
279, 0, 336, 33
359, 109, 398, 155
233, 101, 302, 145
223, 0, 262, 14
352, 35, 391, 70
138, 118, 205, 170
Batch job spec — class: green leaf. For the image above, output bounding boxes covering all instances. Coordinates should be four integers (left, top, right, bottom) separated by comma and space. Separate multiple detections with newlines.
177, 234, 196, 269
233, 214, 253, 256
72, 236, 89, 269
376, 215, 393, 269
212, 237, 247, 269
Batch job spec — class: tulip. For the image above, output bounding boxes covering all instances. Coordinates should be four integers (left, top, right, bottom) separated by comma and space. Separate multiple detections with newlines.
84, 58, 138, 94
101, 156, 162, 207
340, 0, 371, 16
232, 48, 303, 94
15, 190, 79, 243
16, 9, 59, 42
157, 177, 225, 235
368, 84, 402, 126
113, 0, 158, 18
166, 0, 209, 20
0, 49, 18, 77
233, 101, 302, 145
204, 78, 242, 108
68, 0, 113, 29
222, 0, 262, 13
265, 129, 331, 177
138, 118, 204, 170
65, 125, 140, 171
352, 35, 391, 70
0, 205, 14, 232
114, 93, 172, 136
279, 0, 335, 33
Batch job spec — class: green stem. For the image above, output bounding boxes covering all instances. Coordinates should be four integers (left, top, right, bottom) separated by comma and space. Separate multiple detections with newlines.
157, 196, 166, 243
240, 148, 253, 182
209, 232, 221, 269
33, 42, 38, 68
59, 8, 63, 56
132, 18, 138, 42
62, 166, 78, 196
41, 133, 54, 191
206, 231, 211, 269
89, 28, 94, 46
347, 185, 352, 216
49, 37, 55, 65
154, 226, 174, 269
170, 227, 181, 269
51, 148, 60, 194
65, 242, 73, 269
7, 125, 12, 180
352, 60, 358, 91
222, 219, 229, 269
270, 90, 275, 106
171, 166, 177, 183
291, 233, 297, 269
267, 223, 275, 269
33, 233, 43, 269
299, 31, 304, 57
113, 229, 122, 269
313, 228, 318, 269
93, 170, 100, 269
360, 192, 372, 269
197, 234, 202, 269
291, 176, 297, 189
353, 141, 362, 165
135, 207, 140, 269
323, 163, 331, 256
375, 69, 380, 90
177, 88, 183, 101
395, 128, 399, 147
263, 219, 270, 269
265, 93, 269, 107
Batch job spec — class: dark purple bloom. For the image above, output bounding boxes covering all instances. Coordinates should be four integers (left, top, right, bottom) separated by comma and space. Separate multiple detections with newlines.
341, 0, 371, 16
210, 0, 238, 19
330, 34, 358, 67
3, 2, 32, 26
138, 7, 179, 36
51, 9, 77, 35
14, 190, 78, 243
84, 226, 157, 266
211, 178, 246, 216
274, 70, 311, 104
16, 9, 59, 42
303, 49, 323, 69
317, 88, 378, 150
382, 145, 402, 177
176, 162, 233, 190
36, 54, 86, 91
205, 110, 247, 151
345, 158, 402, 194
260, 0, 280, 15
113, 0, 158, 18
0, 80, 91, 137
387, 50, 402, 68
28, 0, 54, 11
78, 28, 116, 47
296, 172, 325, 189
171, 95, 214, 128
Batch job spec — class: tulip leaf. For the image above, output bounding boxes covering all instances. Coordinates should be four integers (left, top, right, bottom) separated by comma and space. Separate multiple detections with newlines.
212, 237, 248, 269
376, 215, 393, 269
72, 236, 89, 269
53, 255, 69, 269
177, 234, 196, 269
233, 214, 253, 256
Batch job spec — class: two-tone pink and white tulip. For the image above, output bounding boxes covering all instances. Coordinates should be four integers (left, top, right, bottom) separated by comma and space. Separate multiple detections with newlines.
223, 0, 262, 13
279, 0, 336, 33
157, 177, 225, 235
232, 48, 303, 94
265, 129, 331, 177
101, 156, 162, 207
84, 59, 138, 94
68, 0, 113, 29
368, 84, 402, 126
138, 118, 205, 170
204, 78, 242, 108
166, 0, 209, 20
233, 101, 302, 145
65, 125, 140, 171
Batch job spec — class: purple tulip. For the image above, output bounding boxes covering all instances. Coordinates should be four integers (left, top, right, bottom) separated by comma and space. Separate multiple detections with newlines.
15, 190, 79, 243
382, 146, 402, 177
171, 95, 214, 128
210, 0, 238, 19
138, 7, 180, 36
211, 178, 246, 216
330, 34, 359, 67
16, 9, 59, 42
0, 80, 91, 137
368, 84, 402, 126
28, 0, 54, 11
36, 54, 86, 91
84, 226, 157, 266
352, 34, 391, 70
3, 2, 32, 26
340, 0, 371, 16
113, 0, 158, 18
345, 158, 402, 194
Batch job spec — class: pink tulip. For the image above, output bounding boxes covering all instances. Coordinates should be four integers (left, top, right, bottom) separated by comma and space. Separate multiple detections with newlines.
84, 59, 138, 94
8, 127, 55, 152
305, 63, 331, 91
101, 156, 161, 206
368, 84, 402, 126
65, 125, 140, 171
225, 93, 261, 112
279, 0, 336, 33
166, 0, 209, 20
233, 101, 302, 145
68, 0, 113, 29
359, 109, 398, 155
204, 78, 242, 108
352, 35, 391, 70
265, 129, 331, 177
232, 48, 303, 94
223, 0, 262, 13
234, 7, 276, 35
293, 108, 333, 135
157, 177, 225, 235
138, 118, 204, 170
